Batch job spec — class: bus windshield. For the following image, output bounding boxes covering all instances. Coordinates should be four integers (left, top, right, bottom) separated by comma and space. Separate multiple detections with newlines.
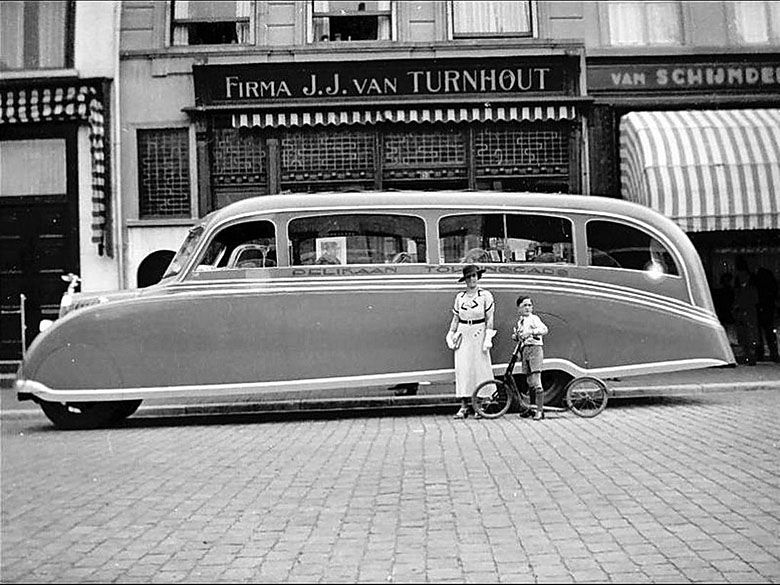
162, 225, 204, 279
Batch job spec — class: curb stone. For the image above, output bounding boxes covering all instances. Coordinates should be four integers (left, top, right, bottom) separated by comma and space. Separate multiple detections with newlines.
3, 379, 779, 420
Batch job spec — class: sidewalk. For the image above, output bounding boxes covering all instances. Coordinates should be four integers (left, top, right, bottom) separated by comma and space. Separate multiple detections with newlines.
2, 362, 779, 420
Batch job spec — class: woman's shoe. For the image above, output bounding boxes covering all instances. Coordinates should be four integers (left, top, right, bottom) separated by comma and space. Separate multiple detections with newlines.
453, 406, 468, 419
533, 410, 544, 421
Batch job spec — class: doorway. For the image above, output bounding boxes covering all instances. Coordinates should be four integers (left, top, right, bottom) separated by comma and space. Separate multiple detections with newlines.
0, 126, 79, 360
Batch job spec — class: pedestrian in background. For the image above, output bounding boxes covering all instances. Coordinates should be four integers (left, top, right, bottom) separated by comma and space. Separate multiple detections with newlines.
733, 256, 759, 366
754, 267, 779, 362
712, 272, 734, 327
512, 295, 549, 420
446, 264, 496, 419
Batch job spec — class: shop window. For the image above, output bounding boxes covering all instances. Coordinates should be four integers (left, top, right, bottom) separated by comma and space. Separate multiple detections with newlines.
586, 220, 679, 276
171, 1, 253, 46
439, 213, 574, 265
474, 124, 568, 185
137, 128, 191, 218
0, 0, 72, 70
280, 129, 375, 191
451, 1, 533, 38
289, 214, 426, 265
211, 129, 268, 208
604, 1, 682, 46
311, 1, 393, 42
383, 128, 467, 186
731, 1, 780, 44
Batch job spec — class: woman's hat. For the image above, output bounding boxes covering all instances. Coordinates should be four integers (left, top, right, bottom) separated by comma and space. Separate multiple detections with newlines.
458, 264, 486, 282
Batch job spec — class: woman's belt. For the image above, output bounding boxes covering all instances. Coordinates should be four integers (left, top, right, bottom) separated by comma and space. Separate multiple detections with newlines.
459, 318, 485, 325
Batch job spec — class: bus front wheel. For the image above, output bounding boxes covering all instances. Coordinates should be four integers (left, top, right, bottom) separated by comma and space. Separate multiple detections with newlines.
38, 400, 142, 430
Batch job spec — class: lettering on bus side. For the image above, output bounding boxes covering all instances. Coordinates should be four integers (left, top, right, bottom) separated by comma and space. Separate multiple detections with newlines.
288, 266, 569, 278
426, 265, 569, 277
291, 267, 400, 277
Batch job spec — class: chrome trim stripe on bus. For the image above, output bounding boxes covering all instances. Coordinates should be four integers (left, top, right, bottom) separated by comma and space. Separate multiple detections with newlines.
15, 357, 730, 403
174, 272, 706, 318
164, 275, 717, 326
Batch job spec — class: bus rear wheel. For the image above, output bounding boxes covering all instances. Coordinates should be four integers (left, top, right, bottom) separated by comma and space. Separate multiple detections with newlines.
38, 400, 142, 430
513, 370, 570, 407
541, 371, 571, 406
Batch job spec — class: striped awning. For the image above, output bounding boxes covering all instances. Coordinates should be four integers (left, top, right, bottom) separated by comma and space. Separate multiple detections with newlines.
1, 85, 109, 255
232, 105, 576, 129
620, 109, 780, 232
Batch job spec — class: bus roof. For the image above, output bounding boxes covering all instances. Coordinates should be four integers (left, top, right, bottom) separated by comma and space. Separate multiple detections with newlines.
202, 190, 669, 229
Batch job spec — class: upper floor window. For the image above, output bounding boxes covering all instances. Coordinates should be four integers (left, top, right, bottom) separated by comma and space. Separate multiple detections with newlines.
171, 1, 253, 46
605, 1, 683, 46
311, 1, 393, 42
439, 213, 574, 264
0, 0, 72, 71
451, 1, 533, 38
732, 1, 780, 44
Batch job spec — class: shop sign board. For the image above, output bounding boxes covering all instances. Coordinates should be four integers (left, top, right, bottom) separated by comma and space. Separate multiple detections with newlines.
588, 60, 780, 92
193, 56, 575, 105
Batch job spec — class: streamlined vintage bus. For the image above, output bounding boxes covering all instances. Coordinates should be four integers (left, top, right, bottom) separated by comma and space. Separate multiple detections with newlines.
16, 191, 735, 428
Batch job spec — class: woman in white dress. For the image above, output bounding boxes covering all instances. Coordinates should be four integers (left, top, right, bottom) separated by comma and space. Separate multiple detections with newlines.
445, 264, 496, 419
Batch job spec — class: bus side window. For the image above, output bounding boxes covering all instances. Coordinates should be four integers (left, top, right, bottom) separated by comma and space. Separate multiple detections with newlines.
438, 213, 574, 264
586, 220, 679, 276
288, 214, 427, 265
194, 220, 277, 273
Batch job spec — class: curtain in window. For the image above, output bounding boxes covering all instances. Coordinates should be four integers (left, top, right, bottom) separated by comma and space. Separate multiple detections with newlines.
452, 1, 531, 35
646, 2, 681, 44
607, 2, 643, 45
607, 1, 680, 45
733, 1, 771, 43
236, 1, 252, 43
377, 2, 391, 40
37, 1, 67, 68
773, 3, 780, 38
0, 1, 66, 70
0, 1, 24, 69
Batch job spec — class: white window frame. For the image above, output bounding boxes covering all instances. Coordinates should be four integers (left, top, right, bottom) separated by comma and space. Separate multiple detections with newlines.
307, 1, 397, 43
447, 1, 537, 40
601, 1, 684, 47
170, 0, 255, 47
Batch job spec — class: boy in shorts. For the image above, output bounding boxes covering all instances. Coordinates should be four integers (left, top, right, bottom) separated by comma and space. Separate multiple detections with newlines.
512, 295, 549, 420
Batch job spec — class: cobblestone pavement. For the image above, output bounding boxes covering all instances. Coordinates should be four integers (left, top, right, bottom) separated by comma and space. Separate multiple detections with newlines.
2, 390, 779, 584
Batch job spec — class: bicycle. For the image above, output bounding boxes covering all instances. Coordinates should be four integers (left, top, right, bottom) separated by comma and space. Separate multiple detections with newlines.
471, 340, 609, 419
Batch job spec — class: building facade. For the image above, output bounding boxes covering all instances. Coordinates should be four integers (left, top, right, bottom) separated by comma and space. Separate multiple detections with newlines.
118, 1, 591, 288
0, 1, 120, 361
570, 1, 780, 291
4, 1, 778, 361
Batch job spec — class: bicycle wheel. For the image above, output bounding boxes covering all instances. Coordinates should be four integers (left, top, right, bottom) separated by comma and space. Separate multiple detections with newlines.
565, 376, 608, 418
472, 379, 513, 419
